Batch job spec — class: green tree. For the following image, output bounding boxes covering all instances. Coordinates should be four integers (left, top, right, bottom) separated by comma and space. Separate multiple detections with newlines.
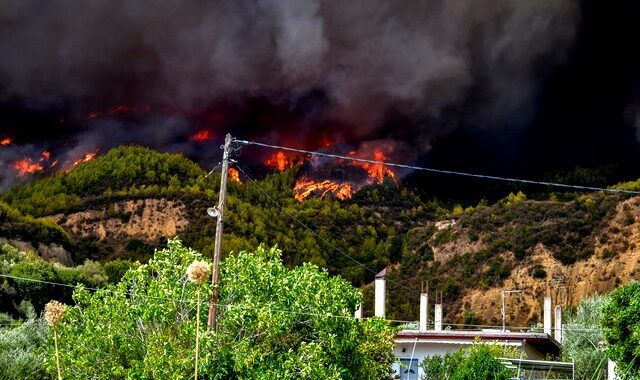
48, 238, 397, 379
420, 341, 517, 380
602, 282, 640, 379
561, 294, 607, 380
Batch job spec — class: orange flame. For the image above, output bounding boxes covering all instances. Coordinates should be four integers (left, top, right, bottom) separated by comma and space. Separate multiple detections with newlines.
192, 129, 214, 142
1, 138, 13, 146
294, 177, 353, 202
266, 151, 292, 171
12, 159, 44, 177
228, 167, 240, 183
40, 151, 51, 162
351, 149, 396, 184
293, 148, 396, 202
69, 151, 98, 170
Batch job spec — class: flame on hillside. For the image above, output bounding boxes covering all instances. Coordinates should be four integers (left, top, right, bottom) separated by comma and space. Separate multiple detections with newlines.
266, 151, 290, 171
12, 159, 44, 177
350, 150, 396, 184
1, 138, 12, 146
228, 167, 240, 183
294, 177, 353, 202
68, 151, 99, 172
40, 151, 51, 162
293, 147, 396, 202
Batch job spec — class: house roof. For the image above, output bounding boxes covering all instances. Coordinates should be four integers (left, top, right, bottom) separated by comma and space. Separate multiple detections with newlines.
395, 330, 561, 357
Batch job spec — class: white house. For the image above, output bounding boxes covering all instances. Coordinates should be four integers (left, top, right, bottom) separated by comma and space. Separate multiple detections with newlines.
369, 271, 570, 379
392, 330, 562, 379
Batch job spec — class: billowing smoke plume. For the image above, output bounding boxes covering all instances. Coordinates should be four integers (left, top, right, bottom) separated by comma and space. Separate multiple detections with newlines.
0, 0, 579, 189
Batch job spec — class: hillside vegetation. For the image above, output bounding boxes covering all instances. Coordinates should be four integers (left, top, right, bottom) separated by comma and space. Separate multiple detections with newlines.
1, 146, 639, 326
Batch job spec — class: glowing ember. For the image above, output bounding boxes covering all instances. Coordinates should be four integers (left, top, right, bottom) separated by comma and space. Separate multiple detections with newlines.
12, 159, 44, 177
40, 151, 51, 162
192, 129, 214, 142
266, 151, 291, 171
1, 138, 12, 146
351, 149, 396, 184
228, 167, 240, 183
294, 177, 353, 202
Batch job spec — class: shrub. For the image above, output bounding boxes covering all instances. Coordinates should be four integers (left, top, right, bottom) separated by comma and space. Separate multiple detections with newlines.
532, 267, 547, 279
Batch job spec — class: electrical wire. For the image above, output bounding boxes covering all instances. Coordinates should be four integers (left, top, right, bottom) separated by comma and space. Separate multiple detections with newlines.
234, 139, 640, 195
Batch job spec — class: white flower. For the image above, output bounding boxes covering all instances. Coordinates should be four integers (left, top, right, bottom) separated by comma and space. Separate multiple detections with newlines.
186, 260, 211, 285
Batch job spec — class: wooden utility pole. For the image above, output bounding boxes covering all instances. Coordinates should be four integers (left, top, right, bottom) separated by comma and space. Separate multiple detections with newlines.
207, 133, 232, 329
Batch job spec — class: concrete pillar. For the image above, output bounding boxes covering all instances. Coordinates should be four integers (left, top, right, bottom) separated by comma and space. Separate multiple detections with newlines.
544, 296, 552, 336
554, 305, 563, 343
434, 304, 443, 332
608, 360, 618, 380
375, 276, 385, 317
354, 304, 362, 319
420, 293, 428, 331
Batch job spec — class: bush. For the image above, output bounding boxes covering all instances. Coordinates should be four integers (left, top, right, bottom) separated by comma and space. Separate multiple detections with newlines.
562, 295, 607, 380
421, 342, 516, 380
602, 282, 640, 379
48, 238, 397, 379
532, 267, 547, 279
0, 316, 50, 380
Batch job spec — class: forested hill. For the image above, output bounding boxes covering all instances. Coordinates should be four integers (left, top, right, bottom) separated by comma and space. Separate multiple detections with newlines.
2, 146, 640, 326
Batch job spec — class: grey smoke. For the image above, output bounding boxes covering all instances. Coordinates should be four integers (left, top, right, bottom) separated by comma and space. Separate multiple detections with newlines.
0, 0, 579, 186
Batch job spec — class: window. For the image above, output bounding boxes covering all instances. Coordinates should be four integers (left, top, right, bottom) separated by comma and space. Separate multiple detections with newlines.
399, 358, 419, 380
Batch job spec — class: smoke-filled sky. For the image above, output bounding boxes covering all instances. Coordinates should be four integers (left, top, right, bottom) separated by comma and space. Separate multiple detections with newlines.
1, 0, 640, 192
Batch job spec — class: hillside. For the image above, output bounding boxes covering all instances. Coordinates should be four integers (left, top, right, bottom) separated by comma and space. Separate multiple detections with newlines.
2, 146, 639, 327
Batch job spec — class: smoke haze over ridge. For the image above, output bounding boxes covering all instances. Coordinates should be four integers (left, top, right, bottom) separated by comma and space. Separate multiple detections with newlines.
2, 0, 639, 193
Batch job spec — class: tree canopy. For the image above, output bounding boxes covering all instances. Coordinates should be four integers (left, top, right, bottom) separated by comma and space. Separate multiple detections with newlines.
48, 238, 397, 379
602, 281, 640, 379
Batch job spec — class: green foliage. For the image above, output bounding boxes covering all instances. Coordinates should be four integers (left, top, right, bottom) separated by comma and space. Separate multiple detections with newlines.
562, 294, 607, 380
103, 259, 135, 283
2, 146, 206, 216
0, 314, 50, 380
602, 282, 640, 379
48, 238, 397, 379
1, 243, 108, 314
0, 201, 71, 248
420, 342, 516, 380
532, 267, 547, 279
458, 193, 619, 265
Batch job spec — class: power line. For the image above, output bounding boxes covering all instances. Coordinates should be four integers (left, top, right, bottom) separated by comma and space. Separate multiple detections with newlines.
234, 139, 640, 195
234, 164, 422, 298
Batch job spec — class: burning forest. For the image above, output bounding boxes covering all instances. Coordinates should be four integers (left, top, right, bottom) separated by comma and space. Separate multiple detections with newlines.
1, 0, 614, 196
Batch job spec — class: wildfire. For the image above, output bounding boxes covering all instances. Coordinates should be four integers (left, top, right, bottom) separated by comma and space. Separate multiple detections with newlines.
351, 149, 396, 184
1, 137, 12, 146
294, 177, 353, 202
228, 167, 240, 183
69, 151, 98, 170
293, 147, 397, 202
40, 151, 51, 162
266, 151, 293, 171
12, 159, 44, 177
192, 129, 214, 142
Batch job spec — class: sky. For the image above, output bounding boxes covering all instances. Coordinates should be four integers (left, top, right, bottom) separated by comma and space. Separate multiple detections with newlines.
1, 0, 639, 196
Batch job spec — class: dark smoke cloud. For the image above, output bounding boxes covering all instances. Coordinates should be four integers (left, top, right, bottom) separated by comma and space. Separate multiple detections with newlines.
0, 0, 579, 189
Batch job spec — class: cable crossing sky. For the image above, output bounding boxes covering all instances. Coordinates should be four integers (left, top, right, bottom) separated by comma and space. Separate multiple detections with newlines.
234, 139, 640, 195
